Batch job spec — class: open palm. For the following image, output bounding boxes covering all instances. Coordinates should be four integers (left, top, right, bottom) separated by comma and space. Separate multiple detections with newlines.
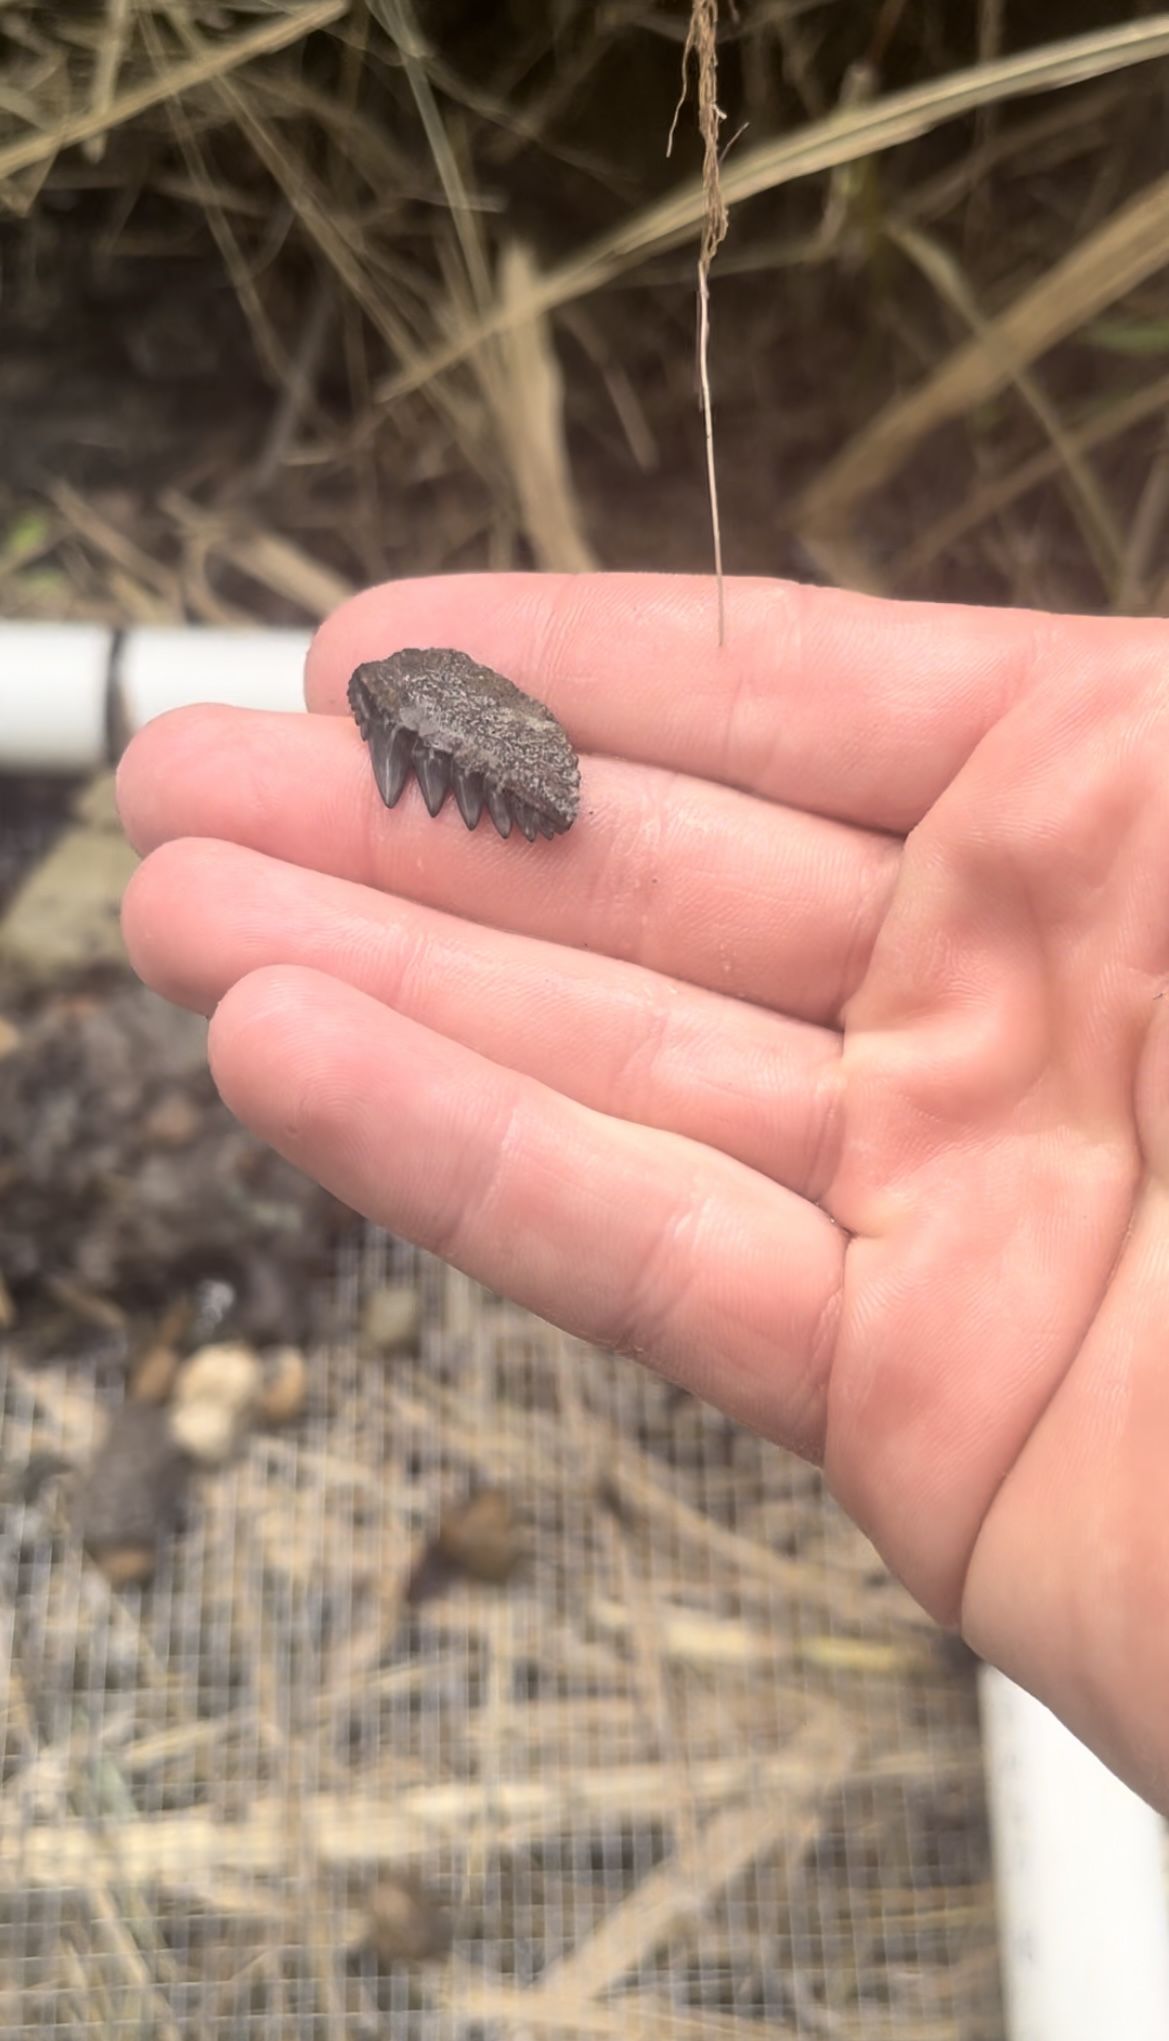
118, 573, 1169, 1810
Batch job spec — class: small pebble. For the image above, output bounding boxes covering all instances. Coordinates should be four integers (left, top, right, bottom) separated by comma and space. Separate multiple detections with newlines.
142, 1089, 201, 1147
360, 1285, 421, 1355
169, 1399, 240, 1466
77, 1403, 188, 1578
255, 1345, 309, 1426
407, 1487, 524, 1604
367, 1872, 453, 1965
169, 1341, 261, 1464
94, 1544, 157, 1589
436, 1487, 523, 1583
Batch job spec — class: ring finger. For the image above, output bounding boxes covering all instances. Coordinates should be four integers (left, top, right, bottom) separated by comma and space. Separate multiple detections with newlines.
123, 836, 843, 1195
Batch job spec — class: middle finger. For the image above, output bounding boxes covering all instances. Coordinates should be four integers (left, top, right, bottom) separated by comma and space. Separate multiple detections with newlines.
123, 836, 843, 1195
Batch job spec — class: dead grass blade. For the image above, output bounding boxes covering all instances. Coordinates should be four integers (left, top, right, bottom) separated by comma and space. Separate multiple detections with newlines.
1116, 434, 1169, 612
47, 480, 180, 619
373, 0, 494, 309
0, 0, 350, 200
1, 1739, 966, 1891
889, 369, 1169, 588
448, 1987, 806, 2041
82, 0, 133, 165
155, 5, 493, 495
142, 5, 300, 393
478, 242, 598, 572
885, 218, 1125, 592
533, 1715, 856, 2004
668, 0, 730, 642
799, 165, 1169, 533
373, 15, 1169, 406
375, 2, 596, 567
162, 493, 355, 619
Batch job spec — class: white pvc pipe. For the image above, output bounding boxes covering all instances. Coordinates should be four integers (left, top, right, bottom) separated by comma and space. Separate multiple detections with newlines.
980, 1664, 1169, 2041
0, 624, 312, 774
0, 622, 113, 771
116, 625, 311, 725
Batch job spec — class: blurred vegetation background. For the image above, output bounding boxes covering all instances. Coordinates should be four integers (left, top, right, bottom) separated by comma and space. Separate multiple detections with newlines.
6, 16, 1166, 2032
3, 2, 1169, 627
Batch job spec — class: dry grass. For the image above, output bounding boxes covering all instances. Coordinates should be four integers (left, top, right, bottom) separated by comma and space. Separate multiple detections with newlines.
3, 5, 1169, 619
4, 9, 1169, 2033
370, 16, 1169, 405
0, 1238, 999, 2038
800, 164, 1169, 556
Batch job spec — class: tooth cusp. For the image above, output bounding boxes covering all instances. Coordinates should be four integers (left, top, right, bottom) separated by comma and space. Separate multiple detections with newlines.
453, 767, 485, 830
414, 744, 452, 817
485, 783, 512, 839
371, 722, 414, 807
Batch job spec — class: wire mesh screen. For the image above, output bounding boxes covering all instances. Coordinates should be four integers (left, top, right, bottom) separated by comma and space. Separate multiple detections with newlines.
0, 1224, 1004, 2038
0, 774, 1003, 2039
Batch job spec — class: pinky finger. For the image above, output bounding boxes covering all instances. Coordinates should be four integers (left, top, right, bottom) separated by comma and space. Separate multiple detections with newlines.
208, 966, 843, 1455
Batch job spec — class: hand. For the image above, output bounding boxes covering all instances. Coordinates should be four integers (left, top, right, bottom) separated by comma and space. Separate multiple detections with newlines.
117, 572, 1169, 1810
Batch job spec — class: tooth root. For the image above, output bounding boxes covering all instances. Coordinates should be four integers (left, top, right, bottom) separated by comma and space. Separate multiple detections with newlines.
452, 766, 485, 830
414, 744, 452, 817
485, 784, 512, 839
512, 800, 538, 842
348, 676, 371, 736
371, 722, 413, 807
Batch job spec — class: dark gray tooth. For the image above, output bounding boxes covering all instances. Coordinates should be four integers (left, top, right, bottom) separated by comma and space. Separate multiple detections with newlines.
414, 744, 451, 817
512, 800, 538, 843
452, 766, 484, 830
485, 784, 512, 839
371, 722, 413, 807
536, 812, 556, 839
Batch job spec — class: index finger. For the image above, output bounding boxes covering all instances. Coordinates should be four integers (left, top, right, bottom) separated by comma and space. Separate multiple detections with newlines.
305, 570, 1049, 832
